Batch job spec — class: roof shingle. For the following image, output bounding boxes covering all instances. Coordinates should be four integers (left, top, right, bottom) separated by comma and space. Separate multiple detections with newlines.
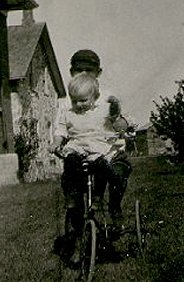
8, 23, 66, 97
8, 23, 44, 79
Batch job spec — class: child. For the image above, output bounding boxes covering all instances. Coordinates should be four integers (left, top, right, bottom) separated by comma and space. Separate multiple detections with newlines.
52, 72, 132, 264
70, 49, 102, 78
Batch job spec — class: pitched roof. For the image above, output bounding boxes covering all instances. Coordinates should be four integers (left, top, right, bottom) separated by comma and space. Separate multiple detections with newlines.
8, 23, 66, 97
137, 122, 152, 132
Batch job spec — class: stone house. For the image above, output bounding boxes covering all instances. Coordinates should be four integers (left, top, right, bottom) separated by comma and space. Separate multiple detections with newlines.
136, 122, 173, 156
0, 0, 38, 186
8, 11, 66, 182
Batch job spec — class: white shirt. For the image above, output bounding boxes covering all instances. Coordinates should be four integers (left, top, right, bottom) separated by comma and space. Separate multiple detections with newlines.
54, 94, 128, 159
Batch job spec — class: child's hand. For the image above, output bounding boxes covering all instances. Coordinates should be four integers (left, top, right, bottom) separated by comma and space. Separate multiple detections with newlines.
48, 136, 66, 154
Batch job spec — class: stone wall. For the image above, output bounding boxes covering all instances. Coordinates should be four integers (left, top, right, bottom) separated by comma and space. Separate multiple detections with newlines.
11, 41, 63, 182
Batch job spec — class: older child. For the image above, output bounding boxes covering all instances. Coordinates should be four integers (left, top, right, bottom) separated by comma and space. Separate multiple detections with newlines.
70, 49, 102, 78
52, 72, 132, 264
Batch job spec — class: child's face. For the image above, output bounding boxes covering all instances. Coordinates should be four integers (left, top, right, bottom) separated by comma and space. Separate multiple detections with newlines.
71, 91, 95, 114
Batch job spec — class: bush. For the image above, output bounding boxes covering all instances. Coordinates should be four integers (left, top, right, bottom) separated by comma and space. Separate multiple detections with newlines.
150, 80, 184, 163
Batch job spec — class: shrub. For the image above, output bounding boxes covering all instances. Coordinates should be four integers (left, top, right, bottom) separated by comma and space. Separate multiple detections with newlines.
150, 80, 184, 163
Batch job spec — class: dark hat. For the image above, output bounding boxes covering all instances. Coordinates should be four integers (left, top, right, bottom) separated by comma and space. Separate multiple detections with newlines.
71, 49, 100, 68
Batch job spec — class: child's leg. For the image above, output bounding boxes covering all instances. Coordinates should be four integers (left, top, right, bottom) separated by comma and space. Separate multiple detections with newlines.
92, 156, 109, 201
61, 153, 85, 234
108, 154, 132, 220
108, 177, 127, 217
62, 153, 85, 198
61, 153, 86, 264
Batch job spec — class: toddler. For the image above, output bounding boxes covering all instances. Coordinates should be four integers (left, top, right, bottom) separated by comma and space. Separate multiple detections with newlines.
52, 72, 132, 264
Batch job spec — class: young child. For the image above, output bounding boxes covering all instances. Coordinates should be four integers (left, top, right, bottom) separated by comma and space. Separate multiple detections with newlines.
52, 72, 132, 264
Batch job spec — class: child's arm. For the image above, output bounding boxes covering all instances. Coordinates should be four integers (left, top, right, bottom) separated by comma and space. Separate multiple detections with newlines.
49, 99, 69, 153
49, 135, 67, 154
107, 96, 121, 122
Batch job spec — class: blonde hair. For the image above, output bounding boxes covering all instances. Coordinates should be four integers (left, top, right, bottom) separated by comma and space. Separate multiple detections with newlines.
68, 73, 100, 100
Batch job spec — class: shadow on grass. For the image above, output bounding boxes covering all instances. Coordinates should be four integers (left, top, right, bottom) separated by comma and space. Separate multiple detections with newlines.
53, 231, 143, 269
158, 254, 184, 282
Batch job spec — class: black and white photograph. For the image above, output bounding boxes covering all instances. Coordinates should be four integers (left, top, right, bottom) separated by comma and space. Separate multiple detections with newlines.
0, 1, 184, 281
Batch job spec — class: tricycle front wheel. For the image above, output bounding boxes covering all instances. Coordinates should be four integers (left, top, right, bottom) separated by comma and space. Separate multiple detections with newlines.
80, 219, 97, 282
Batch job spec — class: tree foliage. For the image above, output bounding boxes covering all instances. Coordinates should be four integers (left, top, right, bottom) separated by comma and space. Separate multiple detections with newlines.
150, 80, 184, 162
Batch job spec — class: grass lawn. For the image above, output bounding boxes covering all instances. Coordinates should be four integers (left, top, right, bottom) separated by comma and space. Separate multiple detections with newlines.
0, 156, 184, 281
